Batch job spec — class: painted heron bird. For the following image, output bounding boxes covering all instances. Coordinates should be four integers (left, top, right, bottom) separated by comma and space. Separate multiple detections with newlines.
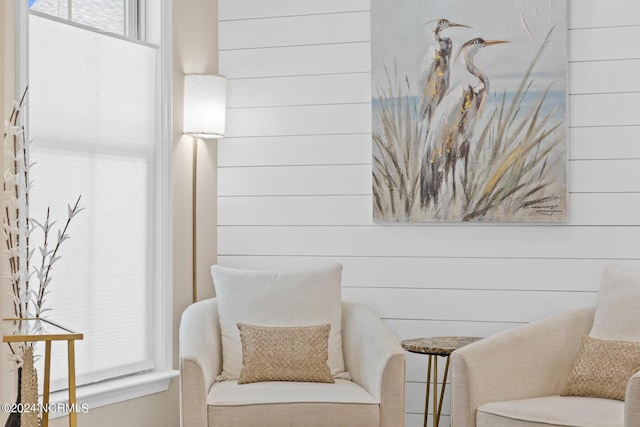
418, 19, 470, 121
421, 37, 509, 206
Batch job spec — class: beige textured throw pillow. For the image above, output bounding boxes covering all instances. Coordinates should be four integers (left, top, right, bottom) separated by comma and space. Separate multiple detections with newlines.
211, 263, 348, 381
563, 336, 640, 401
237, 323, 334, 384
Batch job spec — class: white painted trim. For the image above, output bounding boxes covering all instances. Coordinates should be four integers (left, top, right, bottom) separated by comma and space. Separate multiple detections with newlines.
158, 0, 174, 374
44, 370, 179, 419
15, 0, 28, 101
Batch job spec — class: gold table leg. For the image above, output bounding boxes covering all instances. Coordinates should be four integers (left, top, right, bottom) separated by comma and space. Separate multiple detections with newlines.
423, 355, 451, 427
433, 356, 439, 427
438, 356, 451, 423
68, 340, 77, 427
423, 355, 431, 427
42, 341, 52, 427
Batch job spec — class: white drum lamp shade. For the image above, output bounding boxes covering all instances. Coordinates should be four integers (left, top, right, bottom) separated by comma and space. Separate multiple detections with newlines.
184, 74, 227, 138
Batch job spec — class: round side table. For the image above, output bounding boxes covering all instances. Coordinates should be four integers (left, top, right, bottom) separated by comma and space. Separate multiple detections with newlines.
401, 336, 481, 427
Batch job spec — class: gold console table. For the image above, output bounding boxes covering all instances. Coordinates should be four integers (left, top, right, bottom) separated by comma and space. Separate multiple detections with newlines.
3, 318, 83, 427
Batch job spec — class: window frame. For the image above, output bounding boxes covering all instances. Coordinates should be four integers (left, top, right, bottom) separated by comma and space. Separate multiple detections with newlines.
15, 0, 175, 414
126, 0, 145, 41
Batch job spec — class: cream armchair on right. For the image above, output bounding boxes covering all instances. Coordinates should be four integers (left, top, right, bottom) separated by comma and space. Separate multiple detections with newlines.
450, 266, 640, 427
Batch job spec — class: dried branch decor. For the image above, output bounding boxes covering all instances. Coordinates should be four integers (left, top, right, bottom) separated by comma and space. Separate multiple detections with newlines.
3, 89, 83, 364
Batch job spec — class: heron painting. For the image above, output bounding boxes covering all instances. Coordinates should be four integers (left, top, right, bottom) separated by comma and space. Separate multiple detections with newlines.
372, 0, 568, 222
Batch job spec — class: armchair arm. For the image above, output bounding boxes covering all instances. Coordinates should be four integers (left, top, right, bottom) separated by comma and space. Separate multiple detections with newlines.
341, 301, 405, 427
179, 298, 222, 427
451, 307, 595, 427
626, 370, 640, 427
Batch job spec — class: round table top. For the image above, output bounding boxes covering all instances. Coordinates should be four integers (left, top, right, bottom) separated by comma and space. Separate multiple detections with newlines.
401, 336, 482, 356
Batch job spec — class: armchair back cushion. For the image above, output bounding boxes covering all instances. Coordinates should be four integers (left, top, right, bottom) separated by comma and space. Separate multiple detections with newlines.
590, 266, 640, 342
211, 263, 347, 381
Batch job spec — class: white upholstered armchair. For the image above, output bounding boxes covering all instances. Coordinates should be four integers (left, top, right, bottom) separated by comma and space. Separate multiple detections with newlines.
452, 266, 640, 427
179, 298, 406, 427
451, 307, 640, 427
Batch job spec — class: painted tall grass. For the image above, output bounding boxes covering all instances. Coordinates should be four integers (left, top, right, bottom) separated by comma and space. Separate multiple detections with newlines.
372, 30, 566, 222
372, 67, 425, 221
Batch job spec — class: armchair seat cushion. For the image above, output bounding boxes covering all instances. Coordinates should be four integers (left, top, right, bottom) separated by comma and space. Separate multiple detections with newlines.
477, 395, 624, 427
207, 379, 379, 427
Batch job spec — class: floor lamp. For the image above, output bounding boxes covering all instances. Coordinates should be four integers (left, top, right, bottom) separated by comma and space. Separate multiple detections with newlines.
183, 74, 227, 303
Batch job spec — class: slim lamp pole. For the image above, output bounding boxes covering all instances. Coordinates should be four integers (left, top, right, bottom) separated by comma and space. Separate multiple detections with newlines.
192, 136, 198, 302
184, 74, 227, 304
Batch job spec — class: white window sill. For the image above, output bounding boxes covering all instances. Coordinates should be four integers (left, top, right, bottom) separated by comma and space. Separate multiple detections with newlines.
43, 370, 179, 419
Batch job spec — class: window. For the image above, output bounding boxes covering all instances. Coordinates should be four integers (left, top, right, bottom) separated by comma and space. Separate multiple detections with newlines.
29, 0, 141, 39
24, 0, 172, 400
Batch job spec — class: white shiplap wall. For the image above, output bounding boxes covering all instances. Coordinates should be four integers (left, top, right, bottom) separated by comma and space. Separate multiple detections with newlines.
217, 1, 640, 425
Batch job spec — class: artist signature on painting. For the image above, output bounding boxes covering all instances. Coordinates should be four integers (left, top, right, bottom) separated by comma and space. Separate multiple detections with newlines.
525, 204, 563, 216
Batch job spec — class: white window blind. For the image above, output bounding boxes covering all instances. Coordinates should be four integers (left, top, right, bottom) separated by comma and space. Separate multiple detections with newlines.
28, 14, 160, 391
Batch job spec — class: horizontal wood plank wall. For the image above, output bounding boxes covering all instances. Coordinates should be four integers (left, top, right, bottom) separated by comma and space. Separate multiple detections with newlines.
217, 1, 640, 424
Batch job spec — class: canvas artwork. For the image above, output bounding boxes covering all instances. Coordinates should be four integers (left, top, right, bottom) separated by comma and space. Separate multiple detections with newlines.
371, 0, 568, 222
